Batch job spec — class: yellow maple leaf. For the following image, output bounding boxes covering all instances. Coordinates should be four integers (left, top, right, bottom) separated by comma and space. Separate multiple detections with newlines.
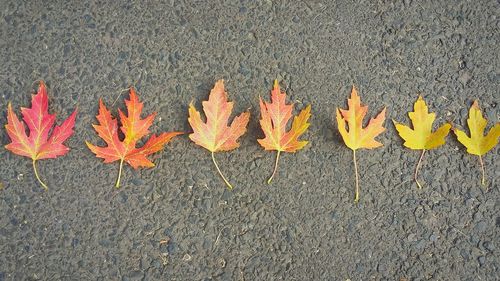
453, 100, 500, 186
393, 95, 451, 188
336, 86, 386, 202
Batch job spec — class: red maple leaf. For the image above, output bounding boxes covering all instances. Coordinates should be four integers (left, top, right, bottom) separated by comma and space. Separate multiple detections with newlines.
5, 81, 77, 190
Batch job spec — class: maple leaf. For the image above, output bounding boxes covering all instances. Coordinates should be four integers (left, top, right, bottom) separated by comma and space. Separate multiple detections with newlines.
5, 81, 77, 190
452, 100, 500, 186
258, 80, 311, 183
336, 86, 386, 202
393, 95, 451, 189
188, 79, 250, 189
86, 88, 182, 188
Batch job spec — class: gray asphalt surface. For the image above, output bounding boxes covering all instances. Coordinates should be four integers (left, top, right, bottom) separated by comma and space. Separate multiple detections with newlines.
0, 0, 499, 280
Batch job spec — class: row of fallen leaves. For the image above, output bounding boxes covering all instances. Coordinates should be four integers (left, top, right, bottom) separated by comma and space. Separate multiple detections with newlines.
4, 80, 499, 202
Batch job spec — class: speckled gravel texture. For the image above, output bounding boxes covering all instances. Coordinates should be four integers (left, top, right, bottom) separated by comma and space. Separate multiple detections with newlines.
0, 0, 499, 280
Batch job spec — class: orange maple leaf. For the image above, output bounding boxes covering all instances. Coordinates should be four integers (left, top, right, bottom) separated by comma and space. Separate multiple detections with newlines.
258, 80, 311, 183
188, 80, 250, 189
336, 86, 386, 202
86, 88, 183, 188
5, 81, 77, 190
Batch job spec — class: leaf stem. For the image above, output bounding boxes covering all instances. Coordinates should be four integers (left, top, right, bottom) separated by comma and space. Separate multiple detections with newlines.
478, 155, 486, 187
353, 149, 359, 203
415, 149, 426, 189
32, 159, 48, 191
211, 152, 233, 190
267, 150, 281, 184
115, 158, 124, 188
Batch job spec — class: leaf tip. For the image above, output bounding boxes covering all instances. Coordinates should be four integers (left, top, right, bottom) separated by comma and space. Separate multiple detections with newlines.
69, 107, 78, 118
350, 85, 359, 97
472, 100, 480, 109
443, 122, 452, 130
38, 80, 46, 89
215, 79, 225, 87
380, 106, 387, 116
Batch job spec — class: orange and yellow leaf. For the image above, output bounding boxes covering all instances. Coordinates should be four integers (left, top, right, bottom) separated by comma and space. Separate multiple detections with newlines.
258, 80, 311, 152
188, 80, 250, 189
336, 86, 386, 150
336, 85, 386, 202
258, 79, 311, 183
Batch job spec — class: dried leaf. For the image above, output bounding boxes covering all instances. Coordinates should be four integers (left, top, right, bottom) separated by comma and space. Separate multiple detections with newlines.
336, 86, 386, 202
453, 100, 500, 185
5, 81, 77, 190
393, 95, 451, 188
86, 88, 182, 188
258, 80, 311, 183
188, 80, 250, 189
